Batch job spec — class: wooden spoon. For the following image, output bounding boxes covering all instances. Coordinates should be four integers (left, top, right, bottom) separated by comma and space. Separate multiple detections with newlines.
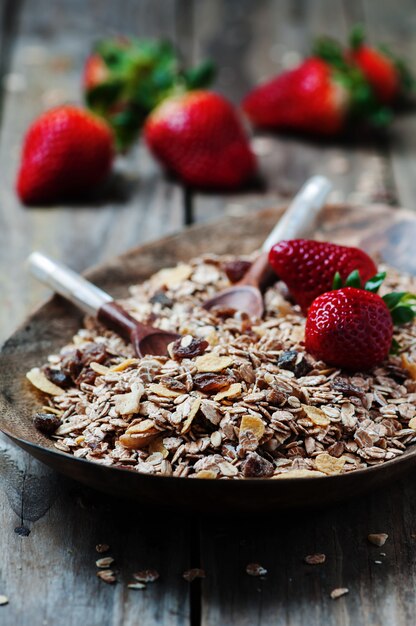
202, 176, 332, 317
28, 253, 180, 357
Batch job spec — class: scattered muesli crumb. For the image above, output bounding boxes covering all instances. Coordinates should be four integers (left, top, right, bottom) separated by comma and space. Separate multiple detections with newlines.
96, 557, 115, 568
133, 569, 160, 583
246, 563, 268, 577
183, 568, 206, 582
97, 570, 116, 584
374, 560, 382, 564
0, 595, 8, 606
95, 543, 110, 553
128, 582, 146, 590
304, 553, 326, 565
330, 587, 349, 600
368, 533, 388, 547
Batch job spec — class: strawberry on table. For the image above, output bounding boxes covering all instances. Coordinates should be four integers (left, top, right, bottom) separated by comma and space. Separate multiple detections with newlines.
144, 90, 257, 189
347, 25, 414, 105
16, 105, 114, 205
268, 239, 377, 314
242, 58, 349, 135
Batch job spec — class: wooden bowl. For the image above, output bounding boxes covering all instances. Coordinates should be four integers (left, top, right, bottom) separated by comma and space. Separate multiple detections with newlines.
2, 204, 416, 513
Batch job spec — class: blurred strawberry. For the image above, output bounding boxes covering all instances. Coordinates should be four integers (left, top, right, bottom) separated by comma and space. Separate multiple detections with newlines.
17, 105, 114, 205
347, 25, 414, 104
144, 90, 257, 189
83, 37, 215, 151
243, 58, 349, 135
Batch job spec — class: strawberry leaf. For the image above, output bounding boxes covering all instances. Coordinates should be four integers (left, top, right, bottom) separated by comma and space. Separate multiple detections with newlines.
390, 338, 401, 355
364, 271, 386, 293
382, 291, 406, 309
349, 24, 365, 51
383, 291, 416, 325
345, 269, 362, 288
332, 271, 343, 290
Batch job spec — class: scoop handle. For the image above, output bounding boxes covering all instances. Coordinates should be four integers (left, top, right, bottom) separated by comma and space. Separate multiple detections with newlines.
261, 176, 332, 252
28, 252, 112, 316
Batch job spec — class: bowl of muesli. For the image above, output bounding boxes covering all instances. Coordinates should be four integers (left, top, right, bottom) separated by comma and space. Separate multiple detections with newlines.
2, 204, 416, 512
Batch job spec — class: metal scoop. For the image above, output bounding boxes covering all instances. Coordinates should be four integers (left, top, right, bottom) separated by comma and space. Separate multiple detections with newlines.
202, 176, 332, 317
28, 253, 181, 357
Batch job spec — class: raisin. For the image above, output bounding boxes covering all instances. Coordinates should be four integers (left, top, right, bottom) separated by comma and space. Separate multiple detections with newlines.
159, 376, 186, 392
277, 350, 312, 378
193, 373, 233, 393
81, 343, 108, 366
330, 378, 366, 400
33, 412, 62, 435
43, 367, 72, 389
210, 306, 237, 320
171, 337, 208, 360
223, 259, 252, 283
149, 290, 173, 307
61, 349, 83, 380
76, 367, 97, 385
241, 452, 274, 478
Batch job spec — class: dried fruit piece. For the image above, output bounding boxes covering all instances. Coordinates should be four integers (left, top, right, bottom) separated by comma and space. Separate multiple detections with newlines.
114, 383, 144, 415
170, 336, 208, 360
97, 570, 116, 584
241, 452, 274, 478
214, 382, 241, 402
89, 362, 111, 375
368, 533, 388, 547
96, 557, 115, 568
409, 417, 416, 430
149, 438, 169, 459
133, 569, 160, 583
194, 470, 217, 479
195, 353, 233, 373
119, 420, 159, 450
315, 453, 346, 475
27, 368, 64, 396
304, 553, 326, 565
401, 354, 416, 380
149, 290, 173, 307
183, 568, 206, 582
223, 259, 252, 283
44, 367, 72, 388
330, 587, 349, 600
33, 412, 62, 435
193, 373, 233, 393
148, 384, 183, 398
302, 404, 330, 427
246, 563, 268, 577
277, 351, 312, 378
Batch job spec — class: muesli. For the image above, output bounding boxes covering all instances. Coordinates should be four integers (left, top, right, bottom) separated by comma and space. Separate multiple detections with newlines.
27, 253, 416, 479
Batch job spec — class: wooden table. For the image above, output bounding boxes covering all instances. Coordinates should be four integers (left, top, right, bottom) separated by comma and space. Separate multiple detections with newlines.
1, 1, 416, 624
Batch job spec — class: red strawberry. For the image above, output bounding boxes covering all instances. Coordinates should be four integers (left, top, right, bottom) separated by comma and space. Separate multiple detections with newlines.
144, 90, 257, 189
268, 240, 377, 314
347, 26, 413, 104
242, 58, 349, 135
17, 105, 114, 205
305, 287, 393, 370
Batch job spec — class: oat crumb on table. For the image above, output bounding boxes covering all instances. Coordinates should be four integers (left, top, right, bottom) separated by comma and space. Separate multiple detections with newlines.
27, 254, 416, 480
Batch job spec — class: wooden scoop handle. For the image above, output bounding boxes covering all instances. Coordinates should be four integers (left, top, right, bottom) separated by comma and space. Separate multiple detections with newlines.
237, 252, 274, 289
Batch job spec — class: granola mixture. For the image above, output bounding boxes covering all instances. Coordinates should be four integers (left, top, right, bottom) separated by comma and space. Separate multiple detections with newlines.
27, 253, 416, 479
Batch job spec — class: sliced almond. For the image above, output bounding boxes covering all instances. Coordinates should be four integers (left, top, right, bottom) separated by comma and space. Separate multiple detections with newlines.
302, 404, 330, 427
126, 419, 156, 434
315, 453, 346, 475
409, 417, 416, 430
90, 362, 111, 375
274, 469, 326, 479
55, 418, 90, 436
181, 398, 201, 434
402, 354, 416, 380
214, 382, 241, 402
239, 415, 265, 441
153, 264, 193, 288
119, 429, 159, 450
114, 382, 144, 415
149, 438, 169, 459
96, 557, 114, 568
195, 353, 233, 373
41, 405, 63, 416
195, 470, 217, 479
148, 384, 182, 398
26, 368, 63, 396
110, 358, 139, 372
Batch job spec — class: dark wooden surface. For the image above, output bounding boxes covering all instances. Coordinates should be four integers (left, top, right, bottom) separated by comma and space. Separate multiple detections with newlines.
1, 1, 416, 624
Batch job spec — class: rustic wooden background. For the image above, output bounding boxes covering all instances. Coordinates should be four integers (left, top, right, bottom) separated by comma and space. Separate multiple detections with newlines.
1, 0, 416, 624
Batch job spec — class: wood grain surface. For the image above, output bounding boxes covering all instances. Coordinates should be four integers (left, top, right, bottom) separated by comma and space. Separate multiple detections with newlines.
1, 1, 416, 625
